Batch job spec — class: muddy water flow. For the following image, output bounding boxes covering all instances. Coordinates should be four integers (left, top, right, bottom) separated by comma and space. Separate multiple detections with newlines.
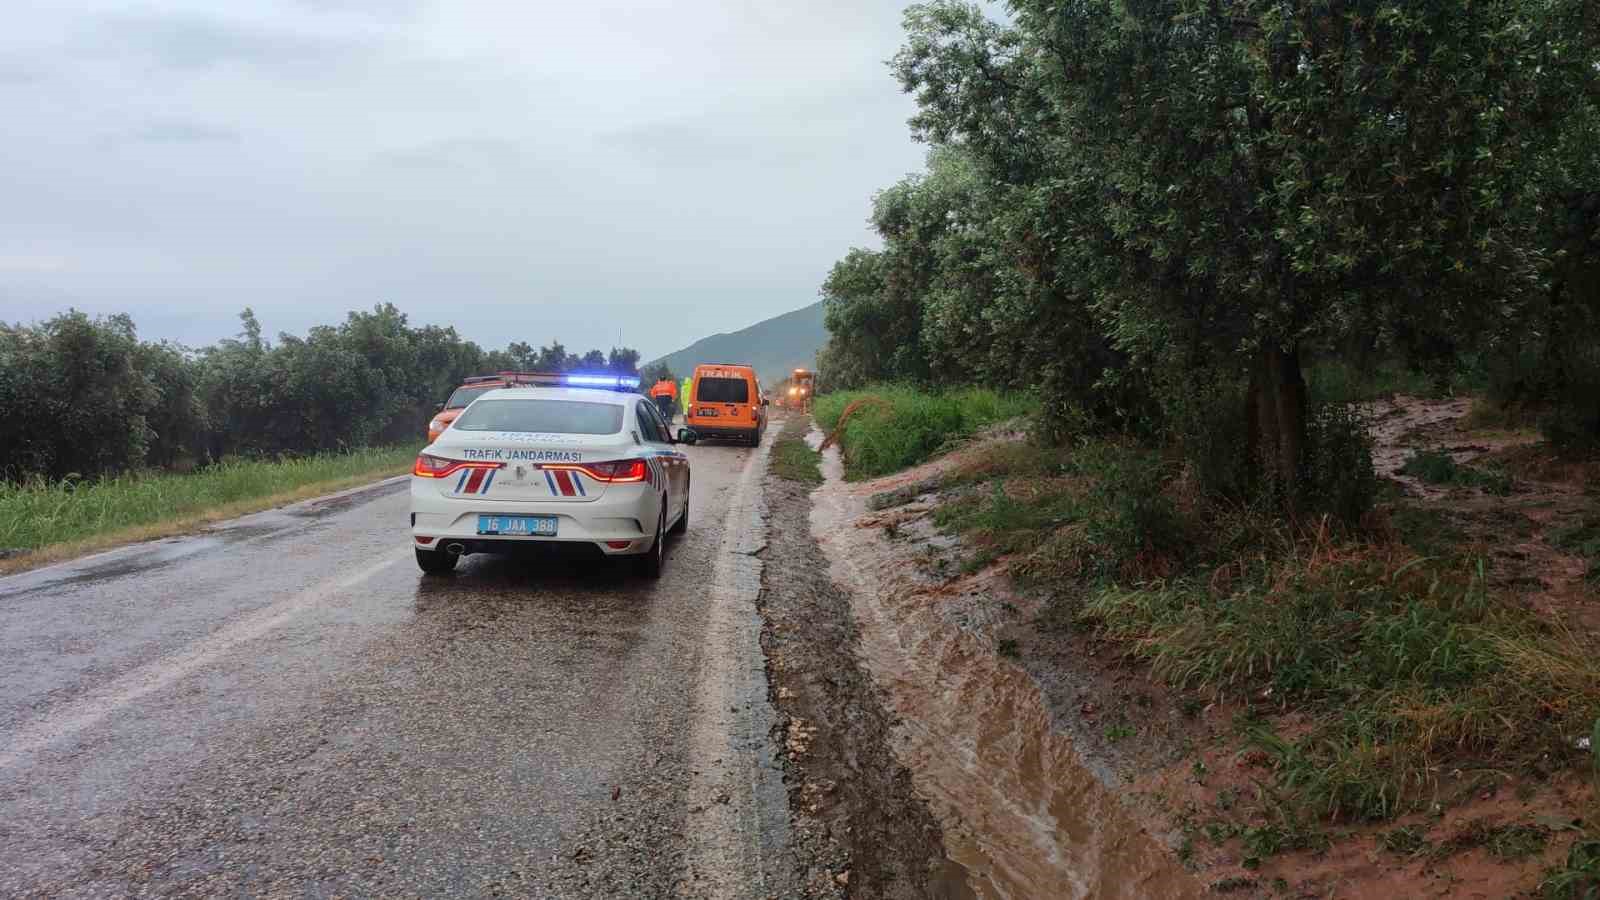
809, 433, 1199, 900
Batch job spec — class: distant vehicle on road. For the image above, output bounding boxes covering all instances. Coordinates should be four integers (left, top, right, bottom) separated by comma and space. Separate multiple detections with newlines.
787, 368, 815, 413
411, 373, 694, 578
428, 375, 516, 444
685, 363, 767, 446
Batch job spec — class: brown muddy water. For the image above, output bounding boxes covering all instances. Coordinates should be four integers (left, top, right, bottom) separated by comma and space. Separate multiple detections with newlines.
808, 434, 1200, 900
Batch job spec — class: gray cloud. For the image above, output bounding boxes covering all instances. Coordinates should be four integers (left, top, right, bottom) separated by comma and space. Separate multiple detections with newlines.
1, 0, 925, 360
0, 58, 41, 84
292, 0, 427, 19
377, 138, 526, 170
126, 120, 242, 144
90, 11, 375, 71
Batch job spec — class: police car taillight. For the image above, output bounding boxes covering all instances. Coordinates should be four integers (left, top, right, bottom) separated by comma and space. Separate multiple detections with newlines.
540, 459, 650, 484
413, 454, 502, 479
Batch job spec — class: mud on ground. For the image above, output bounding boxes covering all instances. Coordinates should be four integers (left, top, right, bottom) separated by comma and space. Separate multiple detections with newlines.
829, 399, 1598, 898
758, 416, 967, 900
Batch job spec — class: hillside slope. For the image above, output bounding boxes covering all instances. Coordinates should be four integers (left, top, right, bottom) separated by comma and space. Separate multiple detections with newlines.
647, 301, 826, 386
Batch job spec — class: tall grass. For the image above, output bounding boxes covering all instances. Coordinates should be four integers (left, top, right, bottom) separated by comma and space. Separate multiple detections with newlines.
1082, 554, 1600, 822
0, 445, 418, 552
814, 385, 1037, 479
935, 434, 1600, 828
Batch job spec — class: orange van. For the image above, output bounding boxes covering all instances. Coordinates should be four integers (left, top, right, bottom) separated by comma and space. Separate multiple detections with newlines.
685, 364, 767, 446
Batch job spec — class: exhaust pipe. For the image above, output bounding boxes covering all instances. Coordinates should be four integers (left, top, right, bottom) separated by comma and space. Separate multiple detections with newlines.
444, 542, 466, 556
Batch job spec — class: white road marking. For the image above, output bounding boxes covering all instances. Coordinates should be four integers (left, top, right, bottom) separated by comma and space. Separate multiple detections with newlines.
0, 548, 408, 773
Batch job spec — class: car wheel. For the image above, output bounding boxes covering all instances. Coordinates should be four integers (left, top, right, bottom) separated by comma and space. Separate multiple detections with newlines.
669, 481, 689, 535
415, 547, 458, 574
635, 508, 666, 579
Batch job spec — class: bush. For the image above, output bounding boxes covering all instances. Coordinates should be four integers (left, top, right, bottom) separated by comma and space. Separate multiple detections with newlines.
1539, 343, 1600, 455
815, 385, 1036, 478
935, 439, 1189, 583
1160, 373, 1255, 500
1066, 442, 1188, 577
0, 305, 644, 482
1301, 402, 1378, 524
0, 312, 158, 480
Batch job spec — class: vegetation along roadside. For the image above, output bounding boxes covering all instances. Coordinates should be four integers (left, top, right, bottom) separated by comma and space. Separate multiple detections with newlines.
822, 380, 1600, 897
0, 445, 417, 575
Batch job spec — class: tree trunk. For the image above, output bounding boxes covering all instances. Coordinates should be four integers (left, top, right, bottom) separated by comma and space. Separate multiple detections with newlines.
1246, 345, 1308, 516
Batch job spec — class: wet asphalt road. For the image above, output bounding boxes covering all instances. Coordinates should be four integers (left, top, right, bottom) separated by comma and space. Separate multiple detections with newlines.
0, 436, 790, 898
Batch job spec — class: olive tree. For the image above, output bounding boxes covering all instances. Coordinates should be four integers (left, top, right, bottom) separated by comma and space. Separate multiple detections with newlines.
897, 0, 1597, 507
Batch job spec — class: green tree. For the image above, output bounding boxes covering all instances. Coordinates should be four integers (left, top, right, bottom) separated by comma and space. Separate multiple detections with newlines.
893, 0, 1597, 508
639, 362, 675, 386
0, 311, 158, 479
607, 346, 641, 375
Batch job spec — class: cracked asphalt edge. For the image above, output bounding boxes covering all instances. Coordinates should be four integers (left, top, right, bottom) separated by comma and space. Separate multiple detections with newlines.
681, 432, 797, 899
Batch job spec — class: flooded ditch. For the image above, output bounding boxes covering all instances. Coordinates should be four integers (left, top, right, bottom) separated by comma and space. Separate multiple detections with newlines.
808, 434, 1200, 900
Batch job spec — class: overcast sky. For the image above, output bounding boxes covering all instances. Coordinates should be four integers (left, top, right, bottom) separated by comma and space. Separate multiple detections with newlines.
0, 0, 928, 359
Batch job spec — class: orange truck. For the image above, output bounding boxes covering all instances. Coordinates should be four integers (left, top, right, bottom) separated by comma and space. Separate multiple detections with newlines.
685, 363, 767, 446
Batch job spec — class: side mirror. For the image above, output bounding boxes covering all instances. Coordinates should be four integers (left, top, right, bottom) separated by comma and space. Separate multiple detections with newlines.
435, 402, 446, 412
677, 428, 699, 445
761, 398, 770, 406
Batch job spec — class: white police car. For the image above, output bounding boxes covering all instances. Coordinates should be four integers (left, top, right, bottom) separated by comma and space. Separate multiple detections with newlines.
410, 374, 695, 578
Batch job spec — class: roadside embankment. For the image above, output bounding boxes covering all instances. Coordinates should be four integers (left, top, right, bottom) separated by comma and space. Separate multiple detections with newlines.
0, 445, 418, 574
808, 388, 1600, 898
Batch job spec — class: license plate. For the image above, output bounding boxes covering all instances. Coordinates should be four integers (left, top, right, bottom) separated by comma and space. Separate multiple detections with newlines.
477, 515, 557, 536
700, 409, 718, 417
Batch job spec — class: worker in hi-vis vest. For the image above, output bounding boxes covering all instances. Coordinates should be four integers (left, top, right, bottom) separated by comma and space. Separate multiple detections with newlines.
680, 377, 692, 416
649, 378, 678, 423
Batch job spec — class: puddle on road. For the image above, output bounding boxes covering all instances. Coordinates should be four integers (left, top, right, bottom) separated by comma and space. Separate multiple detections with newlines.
810, 440, 1199, 900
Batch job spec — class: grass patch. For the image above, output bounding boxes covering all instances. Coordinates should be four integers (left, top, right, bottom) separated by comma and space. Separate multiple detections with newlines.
1083, 553, 1600, 823
1542, 836, 1600, 899
1378, 825, 1432, 857
0, 445, 416, 569
1399, 450, 1515, 495
1387, 506, 1470, 559
934, 440, 1187, 583
1552, 515, 1600, 585
770, 429, 823, 485
814, 385, 1036, 479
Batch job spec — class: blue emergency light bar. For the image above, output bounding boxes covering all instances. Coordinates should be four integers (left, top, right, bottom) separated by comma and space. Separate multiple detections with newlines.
563, 373, 641, 390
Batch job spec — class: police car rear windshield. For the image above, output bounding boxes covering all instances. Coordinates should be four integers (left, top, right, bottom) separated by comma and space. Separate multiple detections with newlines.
451, 399, 624, 435
444, 385, 498, 409
696, 377, 749, 403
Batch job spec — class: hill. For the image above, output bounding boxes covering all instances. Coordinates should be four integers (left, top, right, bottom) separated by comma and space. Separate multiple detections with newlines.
646, 301, 826, 386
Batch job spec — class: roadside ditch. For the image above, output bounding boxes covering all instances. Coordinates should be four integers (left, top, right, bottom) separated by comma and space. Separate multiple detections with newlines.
758, 415, 973, 899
